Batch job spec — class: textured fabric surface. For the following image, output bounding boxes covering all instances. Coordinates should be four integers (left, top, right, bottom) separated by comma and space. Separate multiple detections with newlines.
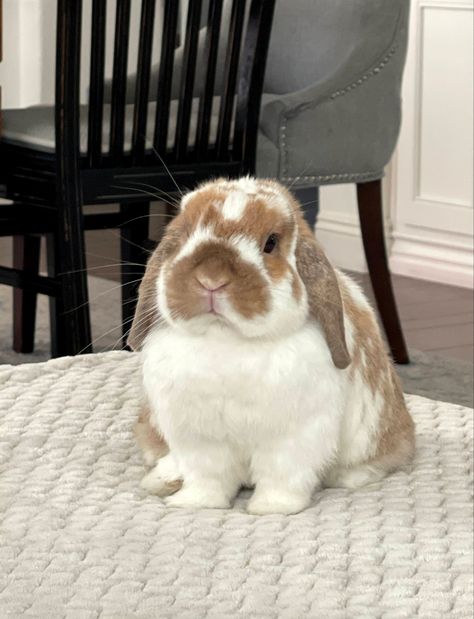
0, 351, 472, 618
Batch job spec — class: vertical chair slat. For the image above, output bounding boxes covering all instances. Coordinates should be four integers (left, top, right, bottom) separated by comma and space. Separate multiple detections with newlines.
87, 0, 107, 167
153, 0, 179, 155
109, 0, 131, 162
131, 0, 157, 164
174, 0, 203, 160
195, 0, 223, 159
233, 0, 275, 169
215, 0, 246, 159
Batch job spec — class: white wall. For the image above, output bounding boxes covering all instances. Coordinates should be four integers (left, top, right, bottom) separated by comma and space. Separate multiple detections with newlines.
0, 0, 164, 108
390, 0, 474, 288
0, 0, 46, 107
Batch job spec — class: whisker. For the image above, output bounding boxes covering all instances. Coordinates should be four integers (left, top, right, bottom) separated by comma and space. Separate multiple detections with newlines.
119, 212, 175, 229
121, 295, 143, 306
150, 146, 184, 197
90, 304, 160, 354
110, 231, 151, 255
287, 160, 315, 190
111, 184, 178, 209
77, 315, 137, 355
107, 308, 165, 353
85, 251, 145, 267
61, 276, 145, 316
58, 262, 144, 276
120, 180, 181, 207
298, 199, 319, 209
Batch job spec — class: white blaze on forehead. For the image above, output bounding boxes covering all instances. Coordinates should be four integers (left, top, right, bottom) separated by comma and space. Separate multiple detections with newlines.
236, 176, 258, 193
221, 190, 249, 221
172, 219, 263, 270
180, 177, 292, 218
230, 234, 265, 269
174, 224, 217, 261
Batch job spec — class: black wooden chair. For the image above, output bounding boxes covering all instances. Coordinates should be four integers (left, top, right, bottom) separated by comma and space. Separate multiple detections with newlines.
0, 0, 275, 357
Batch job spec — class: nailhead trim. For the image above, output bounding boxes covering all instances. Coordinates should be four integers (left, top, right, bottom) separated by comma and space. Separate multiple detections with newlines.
330, 47, 397, 100
279, 44, 399, 177
281, 171, 382, 183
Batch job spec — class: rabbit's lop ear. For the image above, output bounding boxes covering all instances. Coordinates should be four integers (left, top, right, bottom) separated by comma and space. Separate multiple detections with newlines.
127, 246, 163, 351
127, 223, 179, 351
296, 229, 351, 369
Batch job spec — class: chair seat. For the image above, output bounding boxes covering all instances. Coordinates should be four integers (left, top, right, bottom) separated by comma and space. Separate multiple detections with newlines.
1, 96, 281, 178
1, 98, 224, 154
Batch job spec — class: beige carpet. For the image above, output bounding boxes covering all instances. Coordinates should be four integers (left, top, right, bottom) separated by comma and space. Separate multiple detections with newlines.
0, 351, 472, 617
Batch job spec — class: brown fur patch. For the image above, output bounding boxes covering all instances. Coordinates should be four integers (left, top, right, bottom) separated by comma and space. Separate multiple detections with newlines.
127, 218, 183, 350
134, 402, 170, 461
166, 241, 270, 320
183, 188, 294, 250
339, 280, 415, 462
163, 186, 299, 322
135, 404, 183, 495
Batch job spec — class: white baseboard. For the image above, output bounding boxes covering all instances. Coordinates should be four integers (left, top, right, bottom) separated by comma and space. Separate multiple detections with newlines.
390, 235, 474, 289
315, 211, 368, 273
315, 182, 394, 274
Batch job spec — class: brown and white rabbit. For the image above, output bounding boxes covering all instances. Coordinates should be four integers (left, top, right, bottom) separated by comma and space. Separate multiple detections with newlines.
129, 177, 414, 515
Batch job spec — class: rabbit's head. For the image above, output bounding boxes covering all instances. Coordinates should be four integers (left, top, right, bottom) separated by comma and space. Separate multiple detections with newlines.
129, 177, 350, 369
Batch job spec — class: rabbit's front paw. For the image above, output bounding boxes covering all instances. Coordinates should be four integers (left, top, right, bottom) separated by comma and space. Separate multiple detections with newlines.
164, 485, 231, 509
247, 488, 310, 515
140, 470, 182, 497
140, 454, 182, 497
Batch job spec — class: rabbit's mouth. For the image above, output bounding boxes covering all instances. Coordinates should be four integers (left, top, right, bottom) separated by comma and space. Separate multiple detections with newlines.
165, 283, 231, 324
206, 289, 227, 316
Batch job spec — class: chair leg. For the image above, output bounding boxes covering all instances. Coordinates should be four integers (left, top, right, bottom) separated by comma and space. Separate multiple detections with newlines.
46, 234, 62, 358
356, 180, 409, 364
12, 235, 41, 353
120, 202, 150, 345
293, 186, 319, 230
48, 202, 92, 358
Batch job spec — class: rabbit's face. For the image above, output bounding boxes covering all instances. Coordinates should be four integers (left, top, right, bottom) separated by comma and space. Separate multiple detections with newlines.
158, 178, 308, 338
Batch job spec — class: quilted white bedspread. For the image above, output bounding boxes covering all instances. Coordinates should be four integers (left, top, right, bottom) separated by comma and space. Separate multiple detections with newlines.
0, 352, 472, 618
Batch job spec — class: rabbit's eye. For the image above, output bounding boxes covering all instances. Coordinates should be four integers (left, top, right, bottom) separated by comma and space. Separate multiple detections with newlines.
263, 234, 278, 254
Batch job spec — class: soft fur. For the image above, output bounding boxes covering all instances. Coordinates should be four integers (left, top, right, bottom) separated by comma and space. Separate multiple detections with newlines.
129, 177, 414, 515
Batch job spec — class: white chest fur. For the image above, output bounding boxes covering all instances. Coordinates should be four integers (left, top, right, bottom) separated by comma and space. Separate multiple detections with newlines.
142, 323, 347, 462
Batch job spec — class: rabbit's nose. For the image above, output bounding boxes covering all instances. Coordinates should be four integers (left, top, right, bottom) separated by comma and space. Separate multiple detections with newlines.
196, 273, 229, 292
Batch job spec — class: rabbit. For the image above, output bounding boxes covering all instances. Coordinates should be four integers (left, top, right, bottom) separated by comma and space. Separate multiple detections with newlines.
128, 177, 415, 515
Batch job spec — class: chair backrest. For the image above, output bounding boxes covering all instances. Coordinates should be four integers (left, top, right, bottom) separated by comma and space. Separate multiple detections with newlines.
55, 0, 275, 175
264, 0, 409, 95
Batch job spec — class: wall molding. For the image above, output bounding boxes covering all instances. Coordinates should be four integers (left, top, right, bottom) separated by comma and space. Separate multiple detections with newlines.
418, 0, 473, 9
315, 210, 368, 273
390, 233, 473, 288
390, 0, 473, 287
315, 178, 395, 274
414, 0, 474, 206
